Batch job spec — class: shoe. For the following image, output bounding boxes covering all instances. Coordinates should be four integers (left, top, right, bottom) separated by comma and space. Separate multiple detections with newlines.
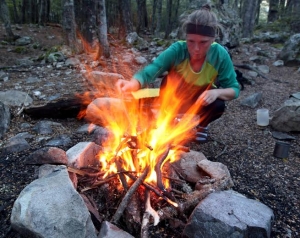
194, 126, 208, 143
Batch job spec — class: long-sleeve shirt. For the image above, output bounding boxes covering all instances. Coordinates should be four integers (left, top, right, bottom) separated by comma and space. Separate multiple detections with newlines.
133, 41, 240, 99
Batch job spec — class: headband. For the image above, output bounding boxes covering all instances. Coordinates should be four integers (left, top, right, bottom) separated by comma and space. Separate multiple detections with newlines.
186, 23, 215, 37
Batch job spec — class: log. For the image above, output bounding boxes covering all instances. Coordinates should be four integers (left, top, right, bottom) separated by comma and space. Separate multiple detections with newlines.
23, 97, 89, 119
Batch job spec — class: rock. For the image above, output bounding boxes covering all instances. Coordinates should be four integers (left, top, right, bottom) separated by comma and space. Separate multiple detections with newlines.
66, 142, 101, 169
183, 190, 274, 238
270, 96, 300, 132
98, 221, 134, 238
10, 166, 97, 238
172, 150, 207, 183
277, 33, 300, 66
25, 147, 68, 165
240, 92, 262, 108
0, 90, 33, 107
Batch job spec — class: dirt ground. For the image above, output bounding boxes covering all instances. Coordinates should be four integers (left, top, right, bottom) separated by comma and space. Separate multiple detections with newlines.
0, 24, 299, 237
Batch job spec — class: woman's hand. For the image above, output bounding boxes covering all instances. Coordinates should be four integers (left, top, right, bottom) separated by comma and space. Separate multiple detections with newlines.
116, 78, 141, 96
197, 88, 235, 106
197, 89, 219, 106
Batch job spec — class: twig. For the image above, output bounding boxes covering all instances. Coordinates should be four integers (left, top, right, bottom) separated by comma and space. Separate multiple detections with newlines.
111, 166, 149, 224
154, 147, 170, 192
16, 90, 30, 116
141, 189, 160, 238
211, 139, 228, 158
115, 156, 128, 191
80, 177, 115, 192
67, 167, 104, 177
125, 172, 178, 207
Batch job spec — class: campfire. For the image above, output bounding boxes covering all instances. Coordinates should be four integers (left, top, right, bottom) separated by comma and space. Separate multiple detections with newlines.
72, 70, 226, 236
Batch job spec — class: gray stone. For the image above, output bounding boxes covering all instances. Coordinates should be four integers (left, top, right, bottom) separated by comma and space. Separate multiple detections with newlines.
270, 97, 300, 132
10, 166, 97, 238
183, 190, 274, 238
45, 134, 71, 147
240, 92, 262, 108
0, 90, 33, 107
98, 221, 134, 238
277, 33, 300, 66
67, 142, 101, 169
25, 147, 68, 165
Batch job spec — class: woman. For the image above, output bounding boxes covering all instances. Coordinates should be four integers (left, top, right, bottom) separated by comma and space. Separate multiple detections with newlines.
117, 5, 240, 142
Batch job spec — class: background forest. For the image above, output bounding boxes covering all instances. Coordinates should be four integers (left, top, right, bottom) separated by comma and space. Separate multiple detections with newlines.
1, 0, 300, 58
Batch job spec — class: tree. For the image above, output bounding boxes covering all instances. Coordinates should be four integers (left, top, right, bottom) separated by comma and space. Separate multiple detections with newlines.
268, 0, 280, 22
121, 0, 133, 34
136, 0, 148, 34
0, 0, 16, 41
154, 0, 162, 36
95, 0, 110, 58
241, 0, 260, 37
291, 0, 300, 33
61, 0, 78, 53
38, 0, 50, 26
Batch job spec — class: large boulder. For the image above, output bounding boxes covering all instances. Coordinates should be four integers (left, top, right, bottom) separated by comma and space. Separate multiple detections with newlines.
10, 166, 97, 238
270, 93, 300, 132
183, 190, 274, 238
277, 34, 300, 66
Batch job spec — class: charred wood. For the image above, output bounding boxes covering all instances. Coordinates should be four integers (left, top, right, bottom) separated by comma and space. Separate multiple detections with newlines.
111, 166, 149, 224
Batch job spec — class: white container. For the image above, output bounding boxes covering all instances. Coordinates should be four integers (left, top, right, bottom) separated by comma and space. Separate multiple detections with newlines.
257, 109, 269, 126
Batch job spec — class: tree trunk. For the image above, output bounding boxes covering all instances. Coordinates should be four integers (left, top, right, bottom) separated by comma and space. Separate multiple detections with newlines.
61, 0, 79, 53
38, 0, 48, 26
96, 0, 110, 58
0, 0, 16, 41
74, 0, 95, 46
121, 0, 133, 35
290, 0, 300, 32
241, 0, 260, 38
164, 0, 173, 38
151, 0, 157, 34
154, 0, 162, 37
136, 0, 147, 34
11, 0, 20, 23
268, 0, 280, 22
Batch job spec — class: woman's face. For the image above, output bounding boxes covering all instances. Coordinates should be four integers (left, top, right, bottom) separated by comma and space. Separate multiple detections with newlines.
186, 34, 214, 60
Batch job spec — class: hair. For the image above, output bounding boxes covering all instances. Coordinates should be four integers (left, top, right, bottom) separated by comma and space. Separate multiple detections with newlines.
181, 4, 222, 37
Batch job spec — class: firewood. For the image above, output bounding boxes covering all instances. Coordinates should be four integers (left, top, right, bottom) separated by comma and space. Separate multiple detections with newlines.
111, 166, 149, 224
141, 189, 159, 238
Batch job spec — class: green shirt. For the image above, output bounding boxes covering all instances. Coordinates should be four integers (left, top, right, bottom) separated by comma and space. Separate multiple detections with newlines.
133, 41, 240, 99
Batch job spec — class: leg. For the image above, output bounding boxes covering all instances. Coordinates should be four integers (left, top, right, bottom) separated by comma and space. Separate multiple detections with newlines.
197, 99, 226, 127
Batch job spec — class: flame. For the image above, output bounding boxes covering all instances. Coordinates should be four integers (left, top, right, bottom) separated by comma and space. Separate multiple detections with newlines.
78, 51, 209, 189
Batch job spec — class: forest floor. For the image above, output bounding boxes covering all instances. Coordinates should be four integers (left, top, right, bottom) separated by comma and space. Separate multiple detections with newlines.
0, 24, 299, 237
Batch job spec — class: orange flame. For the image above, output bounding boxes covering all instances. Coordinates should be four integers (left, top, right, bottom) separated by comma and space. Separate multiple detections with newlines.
78, 53, 209, 189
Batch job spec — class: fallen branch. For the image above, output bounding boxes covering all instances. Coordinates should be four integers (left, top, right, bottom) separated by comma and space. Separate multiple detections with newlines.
111, 166, 149, 224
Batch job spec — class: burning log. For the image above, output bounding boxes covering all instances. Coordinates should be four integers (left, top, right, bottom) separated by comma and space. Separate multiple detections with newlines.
111, 166, 149, 224
115, 157, 129, 191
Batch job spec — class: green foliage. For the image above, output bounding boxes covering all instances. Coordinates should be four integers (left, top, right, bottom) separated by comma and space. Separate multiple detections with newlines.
272, 43, 284, 49
38, 45, 62, 61
255, 20, 291, 33
13, 46, 28, 54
